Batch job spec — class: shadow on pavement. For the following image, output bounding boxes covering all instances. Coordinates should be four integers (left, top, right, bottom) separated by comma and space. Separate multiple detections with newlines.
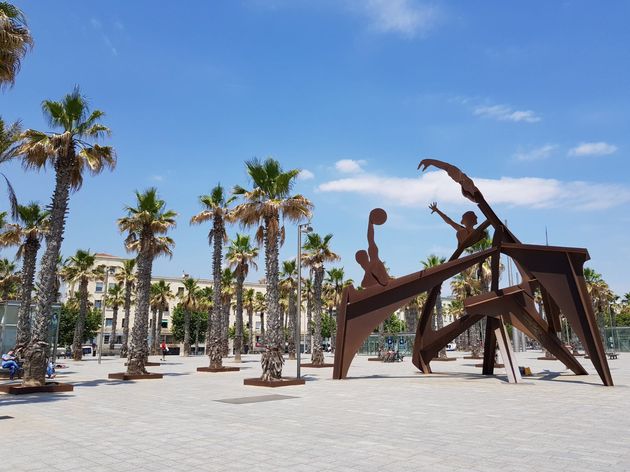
0, 393, 74, 405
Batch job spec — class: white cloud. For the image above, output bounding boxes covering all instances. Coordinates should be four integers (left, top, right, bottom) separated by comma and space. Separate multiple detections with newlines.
356, 0, 439, 38
90, 18, 102, 29
474, 105, 541, 123
318, 170, 630, 210
514, 144, 557, 161
568, 142, 618, 157
335, 159, 366, 174
150, 175, 164, 182
298, 169, 315, 180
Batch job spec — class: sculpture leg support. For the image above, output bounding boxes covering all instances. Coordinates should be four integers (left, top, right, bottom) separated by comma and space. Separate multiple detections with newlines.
495, 319, 521, 383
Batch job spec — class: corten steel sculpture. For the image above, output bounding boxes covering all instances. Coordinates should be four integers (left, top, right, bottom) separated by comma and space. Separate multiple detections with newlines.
332, 160, 613, 386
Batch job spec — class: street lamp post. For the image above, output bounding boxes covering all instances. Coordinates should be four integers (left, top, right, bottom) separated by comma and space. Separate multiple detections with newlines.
98, 266, 114, 365
296, 222, 312, 380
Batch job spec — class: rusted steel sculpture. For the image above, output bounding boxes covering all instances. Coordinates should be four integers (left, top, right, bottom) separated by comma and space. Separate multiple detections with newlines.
333, 160, 613, 386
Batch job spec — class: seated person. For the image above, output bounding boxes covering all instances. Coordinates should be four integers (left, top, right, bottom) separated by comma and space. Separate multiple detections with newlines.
1, 350, 20, 381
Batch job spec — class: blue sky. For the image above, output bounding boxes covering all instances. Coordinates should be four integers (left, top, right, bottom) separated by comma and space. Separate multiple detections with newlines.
3, 0, 630, 294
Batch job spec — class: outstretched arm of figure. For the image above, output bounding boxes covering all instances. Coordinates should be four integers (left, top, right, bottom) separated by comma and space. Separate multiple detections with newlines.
429, 202, 462, 232
367, 219, 379, 260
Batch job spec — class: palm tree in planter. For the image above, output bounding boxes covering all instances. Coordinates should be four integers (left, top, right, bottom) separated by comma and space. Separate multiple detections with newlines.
60, 250, 105, 360
302, 233, 340, 366
151, 280, 173, 354
0, 2, 33, 88
220, 268, 236, 357
0, 202, 49, 349
233, 158, 313, 381
280, 259, 298, 360
190, 184, 235, 370
18, 87, 115, 385
115, 258, 136, 357
118, 188, 176, 375
105, 283, 124, 351
226, 234, 258, 362
243, 288, 256, 352
180, 277, 200, 356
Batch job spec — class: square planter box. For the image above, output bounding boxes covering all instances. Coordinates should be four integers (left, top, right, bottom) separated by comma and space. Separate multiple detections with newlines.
0, 382, 74, 395
108, 372, 163, 381
197, 367, 240, 373
244, 377, 306, 387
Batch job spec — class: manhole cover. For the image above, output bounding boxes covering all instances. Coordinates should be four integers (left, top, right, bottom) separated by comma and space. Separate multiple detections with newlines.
215, 394, 297, 404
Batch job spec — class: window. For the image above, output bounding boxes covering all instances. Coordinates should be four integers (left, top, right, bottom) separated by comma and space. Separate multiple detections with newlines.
255, 322, 261, 330
103, 334, 110, 344
105, 318, 113, 327
177, 287, 184, 296
95, 300, 102, 309
95, 282, 104, 293
122, 319, 126, 327
108, 283, 116, 291
161, 320, 168, 328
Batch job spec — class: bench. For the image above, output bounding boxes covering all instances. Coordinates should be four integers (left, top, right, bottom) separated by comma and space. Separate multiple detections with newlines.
607, 352, 618, 360
0, 366, 23, 379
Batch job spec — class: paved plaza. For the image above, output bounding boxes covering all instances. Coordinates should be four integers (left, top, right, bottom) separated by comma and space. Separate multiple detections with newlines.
2, 351, 629, 472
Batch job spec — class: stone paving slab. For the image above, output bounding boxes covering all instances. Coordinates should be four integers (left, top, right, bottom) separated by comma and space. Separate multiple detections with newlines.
2, 351, 629, 471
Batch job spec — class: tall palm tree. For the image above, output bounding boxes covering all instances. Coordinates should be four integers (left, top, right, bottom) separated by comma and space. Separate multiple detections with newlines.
421, 254, 448, 358
233, 158, 313, 380
151, 280, 173, 354
243, 288, 255, 352
280, 259, 298, 359
0, 2, 33, 88
303, 276, 313, 353
324, 267, 352, 352
180, 277, 200, 356
302, 233, 340, 366
197, 286, 213, 354
0, 202, 49, 349
0, 256, 18, 300
118, 188, 176, 375
115, 258, 136, 357
60, 249, 104, 360
105, 283, 124, 350
18, 88, 114, 385
190, 184, 234, 369
226, 234, 258, 362
220, 268, 236, 356
0, 117, 21, 216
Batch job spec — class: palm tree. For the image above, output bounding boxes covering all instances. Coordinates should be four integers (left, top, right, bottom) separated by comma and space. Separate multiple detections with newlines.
0, 2, 33, 88
302, 233, 340, 365
220, 268, 236, 356
303, 276, 313, 353
421, 254, 448, 358
118, 188, 176, 375
0, 202, 49, 349
233, 158, 313, 380
197, 286, 213, 354
0, 257, 18, 300
254, 290, 266, 346
190, 184, 234, 369
179, 277, 200, 356
105, 283, 124, 350
114, 258, 136, 357
18, 87, 115, 386
151, 280, 173, 354
280, 259, 298, 359
226, 234, 259, 362
243, 288, 255, 352
60, 249, 104, 361
324, 267, 352, 352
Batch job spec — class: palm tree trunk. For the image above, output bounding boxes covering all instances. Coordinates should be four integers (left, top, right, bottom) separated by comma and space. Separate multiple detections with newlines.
306, 286, 312, 353
247, 304, 253, 352
183, 308, 191, 356
234, 271, 244, 362
72, 278, 89, 361
436, 290, 448, 358
23, 154, 72, 386
260, 311, 265, 344
109, 305, 119, 350
208, 214, 223, 369
120, 282, 132, 358
287, 286, 297, 360
154, 307, 163, 355
126, 232, 153, 375
261, 217, 284, 380
16, 237, 39, 350
150, 308, 158, 356
222, 297, 231, 357
311, 267, 325, 365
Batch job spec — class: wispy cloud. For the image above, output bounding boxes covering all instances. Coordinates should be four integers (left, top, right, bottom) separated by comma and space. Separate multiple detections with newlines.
318, 168, 630, 210
568, 142, 618, 157
298, 169, 315, 180
474, 104, 541, 123
90, 17, 119, 57
150, 175, 164, 182
353, 0, 439, 38
514, 144, 557, 161
335, 159, 366, 174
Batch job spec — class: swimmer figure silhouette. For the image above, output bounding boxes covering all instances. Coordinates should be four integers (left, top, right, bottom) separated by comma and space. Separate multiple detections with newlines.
355, 208, 390, 288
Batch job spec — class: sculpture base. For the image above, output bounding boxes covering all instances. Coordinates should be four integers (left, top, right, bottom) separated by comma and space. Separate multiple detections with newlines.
463, 355, 483, 359
243, 377, 306, 387
537, 356, 557, 360
474, 363, 504, 368
367, 357, 382, 361
108, 372, 163, 381
300, 363, 334, 368
197, 367, 240, 373
432, 357, 457, 362
0, 382, 74, 395
124, 362, 161, 367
